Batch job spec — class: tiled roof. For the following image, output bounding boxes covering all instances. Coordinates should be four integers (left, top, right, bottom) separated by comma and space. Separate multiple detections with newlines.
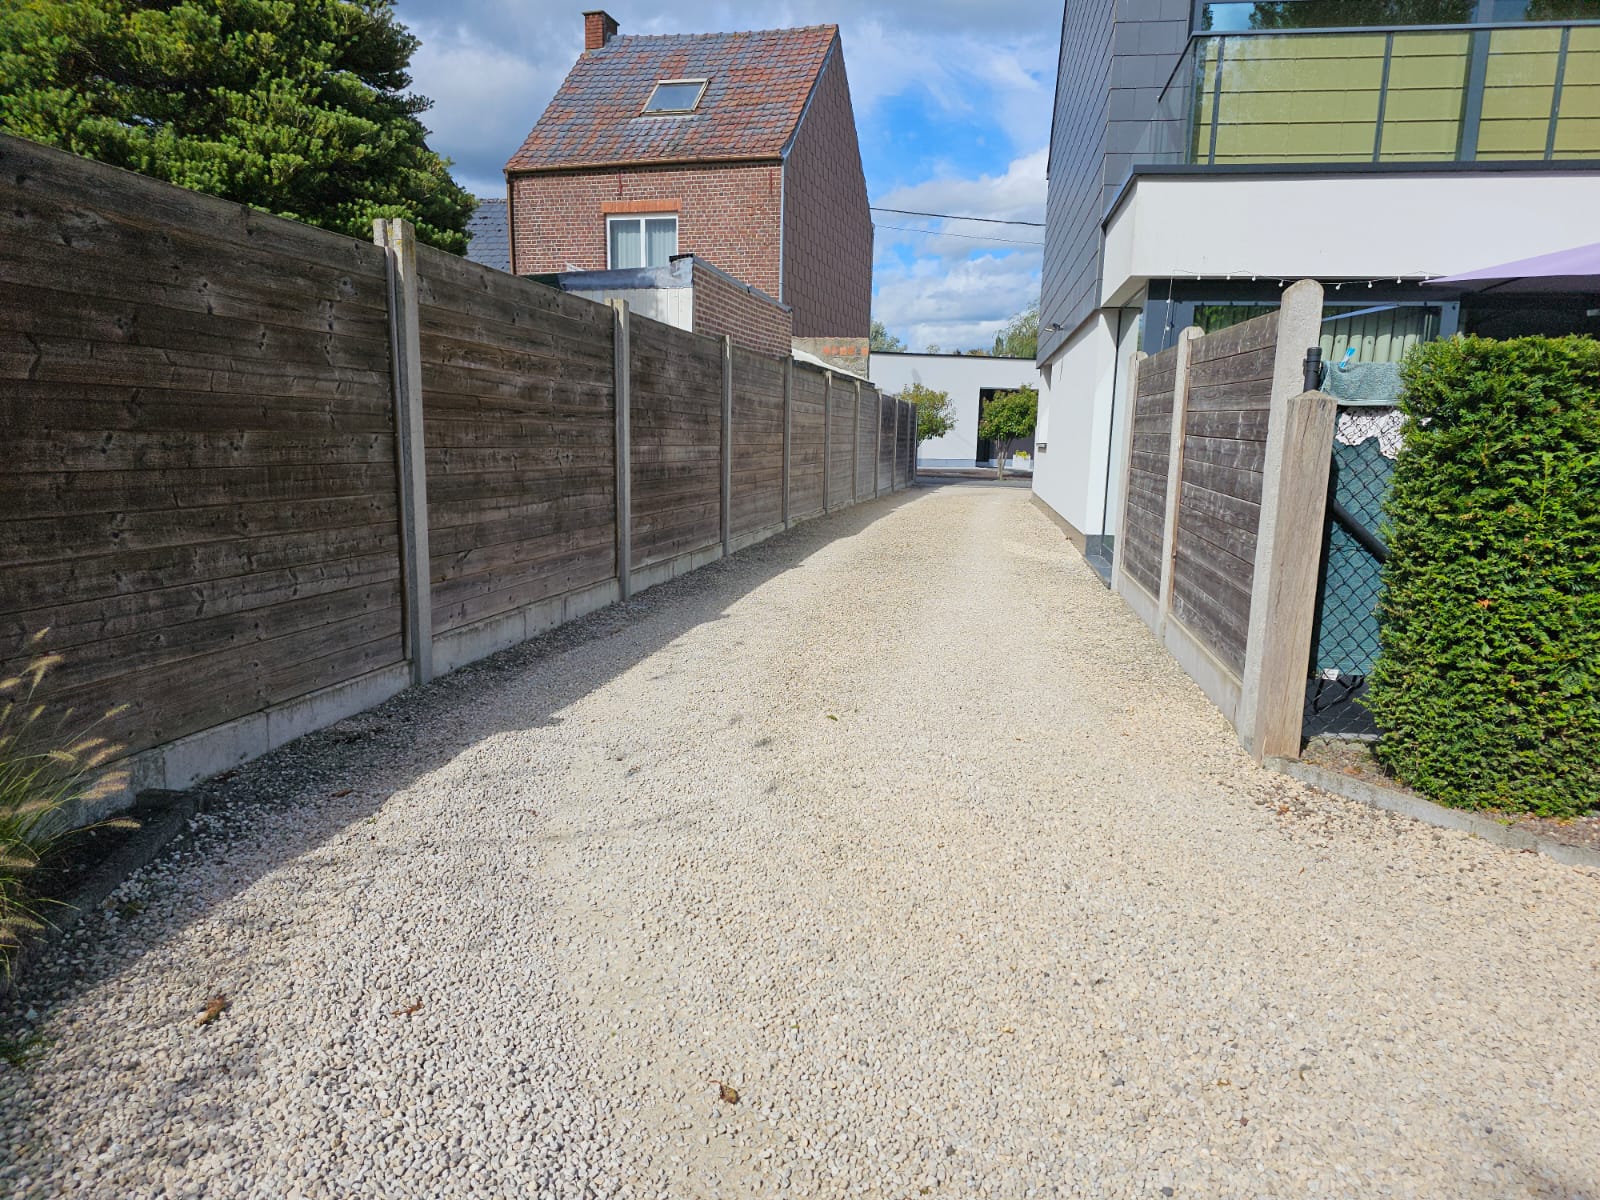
464, 198, 510, 273
506, 25, 838, 173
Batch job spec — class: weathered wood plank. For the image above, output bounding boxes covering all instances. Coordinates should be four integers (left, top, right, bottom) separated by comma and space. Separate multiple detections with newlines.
1182, 434, 1267, 474
1189, 312, 1278, 362
1177, 457, 1265, 508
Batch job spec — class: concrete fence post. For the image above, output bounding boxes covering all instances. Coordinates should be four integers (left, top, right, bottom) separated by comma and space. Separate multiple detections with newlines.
782, 357, 793, 529
1238, 279, 1335, 761
721, 335, 733, 556
611, 299, 633, 600
823, 370, 833, 513
1158, 328, 1203, 631
373, 218, 432, 686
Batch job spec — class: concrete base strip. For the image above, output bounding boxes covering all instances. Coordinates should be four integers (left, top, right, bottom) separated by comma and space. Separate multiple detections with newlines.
1268, 757, 1600, 871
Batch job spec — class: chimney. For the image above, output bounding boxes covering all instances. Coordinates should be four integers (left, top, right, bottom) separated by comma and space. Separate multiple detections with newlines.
583, 10, 619, 50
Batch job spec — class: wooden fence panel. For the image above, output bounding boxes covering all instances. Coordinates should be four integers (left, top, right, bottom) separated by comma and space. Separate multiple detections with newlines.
828, 377, 854, 504
0, 135, 405, 759
878, 397, 895, 492
730, 346, 785, 539
630, 317, 723, 567
415, 246, 617, 637
855, 387, 876, 502
790, 364, 828, 517
898, 401, 914, 485
1169, 309, 1278, 674
1122, 344, 1179, 598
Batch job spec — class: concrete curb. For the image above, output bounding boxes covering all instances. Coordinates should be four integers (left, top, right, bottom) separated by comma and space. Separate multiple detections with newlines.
1268, 757, 1600, 871
4, 788, 203, 999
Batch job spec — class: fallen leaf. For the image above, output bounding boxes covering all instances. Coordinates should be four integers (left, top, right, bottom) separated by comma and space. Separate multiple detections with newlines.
196, 994, 230, 1027
1215, 1079, 1231, 1087
332, 788, 353, 798
825, 714, 838, 722
392, 1000, 423, 1017
718, 1082, 740, 1104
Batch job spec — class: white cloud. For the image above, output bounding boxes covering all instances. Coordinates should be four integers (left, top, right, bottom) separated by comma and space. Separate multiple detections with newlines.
873, 252, 1041, 352
879, 147, 1048, 230
410, 35, 554, 195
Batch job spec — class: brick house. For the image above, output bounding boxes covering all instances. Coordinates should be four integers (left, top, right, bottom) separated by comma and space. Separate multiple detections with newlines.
505, 11, 872, 368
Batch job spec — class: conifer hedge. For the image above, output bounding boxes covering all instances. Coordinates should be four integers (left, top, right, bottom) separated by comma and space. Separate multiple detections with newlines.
1367, 335, 1600, 817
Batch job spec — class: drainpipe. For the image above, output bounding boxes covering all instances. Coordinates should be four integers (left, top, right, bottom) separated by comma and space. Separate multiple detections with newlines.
1099, 307, 1126, 559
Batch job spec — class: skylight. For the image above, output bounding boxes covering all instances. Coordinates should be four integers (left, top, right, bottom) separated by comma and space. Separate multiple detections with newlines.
643, 79, 707, 115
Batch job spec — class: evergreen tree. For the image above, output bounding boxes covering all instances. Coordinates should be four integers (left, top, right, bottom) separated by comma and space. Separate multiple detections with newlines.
0, 0, 474, 252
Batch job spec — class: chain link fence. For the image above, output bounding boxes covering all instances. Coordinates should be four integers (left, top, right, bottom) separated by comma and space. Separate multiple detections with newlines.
1304, 407, 1400, 740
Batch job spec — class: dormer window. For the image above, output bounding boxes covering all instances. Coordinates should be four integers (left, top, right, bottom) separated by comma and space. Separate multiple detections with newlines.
643, 79, 708, 114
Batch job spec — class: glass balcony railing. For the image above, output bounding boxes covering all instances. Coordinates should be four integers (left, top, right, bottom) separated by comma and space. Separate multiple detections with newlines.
1197, 1, 1600, 34
1132, 24, 1600, 168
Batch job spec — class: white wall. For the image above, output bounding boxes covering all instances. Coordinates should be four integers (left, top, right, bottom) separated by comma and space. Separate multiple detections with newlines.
1101, 171, 1600, 307
1030, 313, 1140, 540
564, 285, 692, 331
869, 353, 1041, 467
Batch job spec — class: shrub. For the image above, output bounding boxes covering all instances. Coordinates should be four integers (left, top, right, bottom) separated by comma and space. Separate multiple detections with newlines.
1366, 335, 1600, 817
903, 382, 956, 445
1, 632, 127, 971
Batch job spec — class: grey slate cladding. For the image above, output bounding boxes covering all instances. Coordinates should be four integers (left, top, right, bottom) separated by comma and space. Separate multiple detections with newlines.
465, 198, 511, 274
1039, 0, 1191, 361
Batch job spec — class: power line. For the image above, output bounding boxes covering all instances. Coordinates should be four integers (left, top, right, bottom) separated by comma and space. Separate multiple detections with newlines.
871, 206, 1045, 228
873, 222, 1044, 247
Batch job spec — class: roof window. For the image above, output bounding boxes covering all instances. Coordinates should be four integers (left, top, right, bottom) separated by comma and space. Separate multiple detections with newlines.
643, 79, 708, 114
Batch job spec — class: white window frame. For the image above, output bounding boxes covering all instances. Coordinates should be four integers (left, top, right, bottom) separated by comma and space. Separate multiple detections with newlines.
642, 78, 708, 115
605, 213, 679, 269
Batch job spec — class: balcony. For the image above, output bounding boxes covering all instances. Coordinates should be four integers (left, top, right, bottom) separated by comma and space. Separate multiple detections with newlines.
1136, 24, 1600, 168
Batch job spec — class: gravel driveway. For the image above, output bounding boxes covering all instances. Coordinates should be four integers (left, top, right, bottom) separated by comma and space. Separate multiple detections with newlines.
4, 482, 1599, 1199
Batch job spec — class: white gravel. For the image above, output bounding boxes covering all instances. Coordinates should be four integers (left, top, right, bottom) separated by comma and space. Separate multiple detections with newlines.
4, 481, 1599, 1199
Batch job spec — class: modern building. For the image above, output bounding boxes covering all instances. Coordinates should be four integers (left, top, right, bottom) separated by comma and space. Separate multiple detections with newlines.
869, 353, 1042, 469
504, 11, 873, 371
1033, 0, 1600, 574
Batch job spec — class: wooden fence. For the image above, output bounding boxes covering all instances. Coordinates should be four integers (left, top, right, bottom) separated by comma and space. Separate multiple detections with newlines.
0, 135, 915, 820
1111, 279, 1336, 761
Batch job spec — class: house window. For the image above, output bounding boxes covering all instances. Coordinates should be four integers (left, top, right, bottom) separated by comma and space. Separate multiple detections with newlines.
607, 215, 678, 268
643, 79, 708, 114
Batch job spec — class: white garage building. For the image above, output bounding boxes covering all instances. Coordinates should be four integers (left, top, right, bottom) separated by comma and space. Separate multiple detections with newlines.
869, 352, 1041, 470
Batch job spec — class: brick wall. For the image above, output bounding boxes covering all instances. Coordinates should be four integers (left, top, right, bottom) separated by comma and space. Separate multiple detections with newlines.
691, 260, 793, 359
782, 45, 872, 339
511, 162, 783, 297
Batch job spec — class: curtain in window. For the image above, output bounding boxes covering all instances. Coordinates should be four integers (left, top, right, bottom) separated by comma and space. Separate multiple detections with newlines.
644, 218, 677, 267
610, 220, 642, 269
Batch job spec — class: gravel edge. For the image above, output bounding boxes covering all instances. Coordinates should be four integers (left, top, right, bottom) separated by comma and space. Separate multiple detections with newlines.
1268, 756, 1600, 870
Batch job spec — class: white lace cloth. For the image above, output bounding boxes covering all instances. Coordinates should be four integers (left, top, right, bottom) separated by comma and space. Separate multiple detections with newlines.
1335, 408, 1404, 459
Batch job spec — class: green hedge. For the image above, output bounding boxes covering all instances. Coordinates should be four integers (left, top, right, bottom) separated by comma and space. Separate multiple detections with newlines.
1367, 335, 1600, 817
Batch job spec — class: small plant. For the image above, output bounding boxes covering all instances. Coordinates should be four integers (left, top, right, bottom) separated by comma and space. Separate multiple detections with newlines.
978, 386, 1039, 480
903, 382, 956, 445
1, 631, 129, 974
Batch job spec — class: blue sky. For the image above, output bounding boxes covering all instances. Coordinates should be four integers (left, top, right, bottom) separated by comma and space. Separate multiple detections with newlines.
390, 0, 1059, 351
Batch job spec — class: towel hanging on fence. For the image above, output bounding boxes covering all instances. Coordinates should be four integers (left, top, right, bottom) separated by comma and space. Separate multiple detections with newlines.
1319, 360, 1403, 406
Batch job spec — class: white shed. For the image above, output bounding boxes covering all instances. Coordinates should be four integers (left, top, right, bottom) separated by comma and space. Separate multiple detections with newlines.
869, 352, 1041, 469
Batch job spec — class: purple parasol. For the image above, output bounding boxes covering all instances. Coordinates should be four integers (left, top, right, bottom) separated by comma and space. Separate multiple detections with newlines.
1424, 242, 1600, 294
